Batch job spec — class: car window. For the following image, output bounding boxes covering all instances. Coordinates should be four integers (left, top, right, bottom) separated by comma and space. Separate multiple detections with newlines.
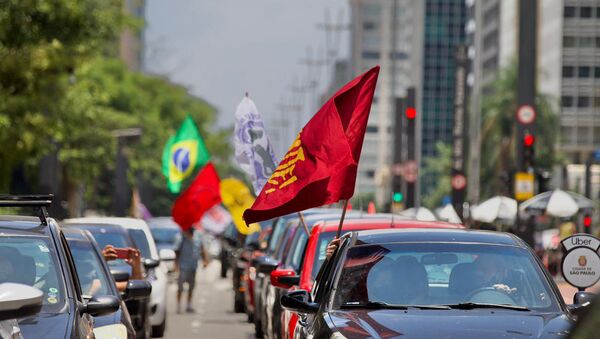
311, 231, 338, 279
268, 217, 290, 253
274, 223, 295, 260
284, 228, 308, 272
150, 228, 180, 245
128, 229, 152, 259
84, 228, 131, 267
0, 236, 66, 312
333, 243, 560, 312
67, 239, 112, 297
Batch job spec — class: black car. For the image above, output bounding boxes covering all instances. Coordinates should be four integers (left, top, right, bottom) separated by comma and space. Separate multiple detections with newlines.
220, 222, 240, 278
62, 222, 153, 339
284, 228, 584, 339
0, 195, 119, 339
64, 228, 151, 338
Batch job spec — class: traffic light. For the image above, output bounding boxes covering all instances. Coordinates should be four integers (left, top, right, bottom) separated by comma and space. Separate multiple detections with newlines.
405, 107, 416, 120
583, 213, 592, 234
523, 129, 535, 168
393, 192, 404, 203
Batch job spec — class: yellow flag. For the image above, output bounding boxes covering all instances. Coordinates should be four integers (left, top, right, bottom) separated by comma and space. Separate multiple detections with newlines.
220, 178, 261, 235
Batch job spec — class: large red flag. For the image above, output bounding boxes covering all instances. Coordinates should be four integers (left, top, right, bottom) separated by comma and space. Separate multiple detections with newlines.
244, 66, 379, 224
172, 162, 221, 231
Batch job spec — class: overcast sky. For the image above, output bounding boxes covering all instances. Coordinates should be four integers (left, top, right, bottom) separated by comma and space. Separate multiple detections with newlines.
144, 0, 349, 157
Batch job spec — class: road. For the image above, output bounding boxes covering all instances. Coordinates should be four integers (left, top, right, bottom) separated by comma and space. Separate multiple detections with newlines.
163, 262, 255, 338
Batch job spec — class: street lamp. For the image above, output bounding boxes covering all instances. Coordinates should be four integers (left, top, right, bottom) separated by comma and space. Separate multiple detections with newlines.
112, 128, 142, 217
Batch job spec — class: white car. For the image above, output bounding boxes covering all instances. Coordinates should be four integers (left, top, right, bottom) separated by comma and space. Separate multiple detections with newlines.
65, 217, 172, 338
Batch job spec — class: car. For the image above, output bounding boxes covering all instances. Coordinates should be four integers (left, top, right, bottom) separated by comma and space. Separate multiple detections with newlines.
62, 221, 154, 339
147, 217, 181, 273
242, 226, 272, 321
233, 229, 262, 314
64, 227, 150, 339
284, 228, 580, 339
220, 223, 241, 278
0, 195, 119, 339
275, 218, 463, 339
64, 217, 169, 338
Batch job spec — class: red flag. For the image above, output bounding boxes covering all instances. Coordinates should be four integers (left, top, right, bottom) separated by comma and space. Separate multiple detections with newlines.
172, 162, 221, 231
244, 66, 379, 224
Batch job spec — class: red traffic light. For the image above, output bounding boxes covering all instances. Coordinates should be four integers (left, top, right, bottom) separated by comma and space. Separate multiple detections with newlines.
406, 107, 416, 120
523, 133, 535, 147
584, 215, 592, 228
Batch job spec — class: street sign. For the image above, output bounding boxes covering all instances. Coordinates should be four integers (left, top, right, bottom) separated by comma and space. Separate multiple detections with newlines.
517, 105, 536, 125
561, 234, 600, 289
451, 174, 467, 190
514, 172, 535, 201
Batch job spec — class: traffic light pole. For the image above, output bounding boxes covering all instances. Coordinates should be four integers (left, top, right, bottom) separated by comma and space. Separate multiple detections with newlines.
406, 88, 416, 209
516, 0, 537, 247
392, 97, 406, 211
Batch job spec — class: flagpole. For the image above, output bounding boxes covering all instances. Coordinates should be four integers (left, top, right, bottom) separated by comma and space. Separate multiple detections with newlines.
297, 212, 310, 236
335, 200, 349, 238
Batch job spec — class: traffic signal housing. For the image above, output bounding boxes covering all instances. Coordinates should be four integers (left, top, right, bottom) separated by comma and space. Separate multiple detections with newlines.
583, 213, 592, 234
523, 130, 535, 169
393, 192, 404, 203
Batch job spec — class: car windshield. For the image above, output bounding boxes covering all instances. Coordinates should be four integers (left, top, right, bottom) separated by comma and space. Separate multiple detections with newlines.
151, 228, 180, 245
268, 217, 290, 253
128, 229, 152, 259
67, 240, 112, 298
0, 235, 66, 312
312, 231, 337, 279
333, 242, 559, 312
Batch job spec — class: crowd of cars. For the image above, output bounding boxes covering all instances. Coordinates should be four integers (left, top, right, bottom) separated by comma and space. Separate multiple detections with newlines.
0, 195, 180, 339
222, 207, 598, 339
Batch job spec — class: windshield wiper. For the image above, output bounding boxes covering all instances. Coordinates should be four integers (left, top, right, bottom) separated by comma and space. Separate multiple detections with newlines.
444, 302, 530, 311
341, 302, 450, 310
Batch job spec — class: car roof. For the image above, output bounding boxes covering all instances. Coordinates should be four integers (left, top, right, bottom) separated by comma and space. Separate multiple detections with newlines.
351, 228, 520, 246
146, 217, 179, 229
320, 218, 463, 233
64, 217, 148, 229
0, 215, 55, 235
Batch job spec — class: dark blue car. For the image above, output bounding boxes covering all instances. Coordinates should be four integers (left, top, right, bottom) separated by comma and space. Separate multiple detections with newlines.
284, 228, 587, 339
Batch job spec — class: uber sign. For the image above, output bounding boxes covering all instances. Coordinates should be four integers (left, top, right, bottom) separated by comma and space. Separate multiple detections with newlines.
561, 234, 600, 289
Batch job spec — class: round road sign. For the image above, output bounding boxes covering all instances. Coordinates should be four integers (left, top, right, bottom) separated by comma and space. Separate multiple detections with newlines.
451, 174, 467, 190
517, 105, 536, 125
561, 247, 600, 289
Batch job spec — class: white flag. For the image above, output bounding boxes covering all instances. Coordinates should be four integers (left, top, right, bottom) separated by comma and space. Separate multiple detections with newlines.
233, 97, 277, 194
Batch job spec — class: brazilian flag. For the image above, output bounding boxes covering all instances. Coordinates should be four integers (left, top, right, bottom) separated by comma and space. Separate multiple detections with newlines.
162, 115, 210, 193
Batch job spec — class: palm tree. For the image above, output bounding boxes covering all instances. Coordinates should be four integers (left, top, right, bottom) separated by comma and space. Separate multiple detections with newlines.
479, 62, 562, 199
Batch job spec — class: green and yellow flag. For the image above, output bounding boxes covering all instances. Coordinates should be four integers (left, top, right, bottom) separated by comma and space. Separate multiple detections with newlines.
162, 115, 210, 193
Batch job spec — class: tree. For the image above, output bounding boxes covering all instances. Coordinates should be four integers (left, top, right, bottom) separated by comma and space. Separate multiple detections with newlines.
421, 142, 452, 209
479, 62, 562, 199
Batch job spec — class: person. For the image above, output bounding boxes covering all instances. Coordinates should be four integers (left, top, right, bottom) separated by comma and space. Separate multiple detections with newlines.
102, 245, 143, 292
471, 255, 517, 295
174, 227, 209, 314
325, 237, 341, 260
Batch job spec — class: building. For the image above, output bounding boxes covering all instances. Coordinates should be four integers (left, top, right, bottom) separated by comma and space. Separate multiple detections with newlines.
349, 0, 424, 206
468, 0, 600, 198
120, 0, 146, 71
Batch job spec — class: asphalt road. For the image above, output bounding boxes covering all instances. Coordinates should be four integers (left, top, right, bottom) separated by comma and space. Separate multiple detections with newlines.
163, 262, 255, 338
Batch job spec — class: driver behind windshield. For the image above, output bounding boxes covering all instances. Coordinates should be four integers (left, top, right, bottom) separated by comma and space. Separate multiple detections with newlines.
471, 255, 517, 295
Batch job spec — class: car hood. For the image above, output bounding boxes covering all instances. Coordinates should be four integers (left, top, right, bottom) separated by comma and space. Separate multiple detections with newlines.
329, 309, 574, 339
18, 312, 69, 339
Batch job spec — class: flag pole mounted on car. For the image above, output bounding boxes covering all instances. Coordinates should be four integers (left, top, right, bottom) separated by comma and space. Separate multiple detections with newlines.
335, 200, 349, 238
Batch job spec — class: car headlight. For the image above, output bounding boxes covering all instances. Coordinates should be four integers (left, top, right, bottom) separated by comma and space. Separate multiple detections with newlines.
330, 332, 348, 339
93, 324, 128, 339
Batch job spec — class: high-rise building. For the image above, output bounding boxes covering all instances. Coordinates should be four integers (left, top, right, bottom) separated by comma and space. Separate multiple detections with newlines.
349, 0, 424, 206
420, 0, 469, 198
120, 0, 146, 71
468, 0, 600, 197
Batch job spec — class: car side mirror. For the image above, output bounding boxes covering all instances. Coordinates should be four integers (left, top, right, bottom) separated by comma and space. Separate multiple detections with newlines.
569, 291, 595, 316
0, 283, 44, 321
110, 269, 130, 282
124, 279, 152, 300
144, 258, 160, 269
159, 249, 176, 261
257, 261, 279, 274
281, 290, 318, 314
271, 268, 300, 289
83, 295, 119, 317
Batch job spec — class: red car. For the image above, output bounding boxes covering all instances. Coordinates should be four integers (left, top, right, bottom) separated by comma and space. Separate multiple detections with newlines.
271, 218, 464, 339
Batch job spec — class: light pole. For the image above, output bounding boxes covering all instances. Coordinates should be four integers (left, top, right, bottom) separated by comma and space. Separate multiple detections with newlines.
112, 128, 142, 217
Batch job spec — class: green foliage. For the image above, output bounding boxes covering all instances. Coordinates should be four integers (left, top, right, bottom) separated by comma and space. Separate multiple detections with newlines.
0, 1, 233, 216
479, 62, 562, 199
421, 142, 452, 209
